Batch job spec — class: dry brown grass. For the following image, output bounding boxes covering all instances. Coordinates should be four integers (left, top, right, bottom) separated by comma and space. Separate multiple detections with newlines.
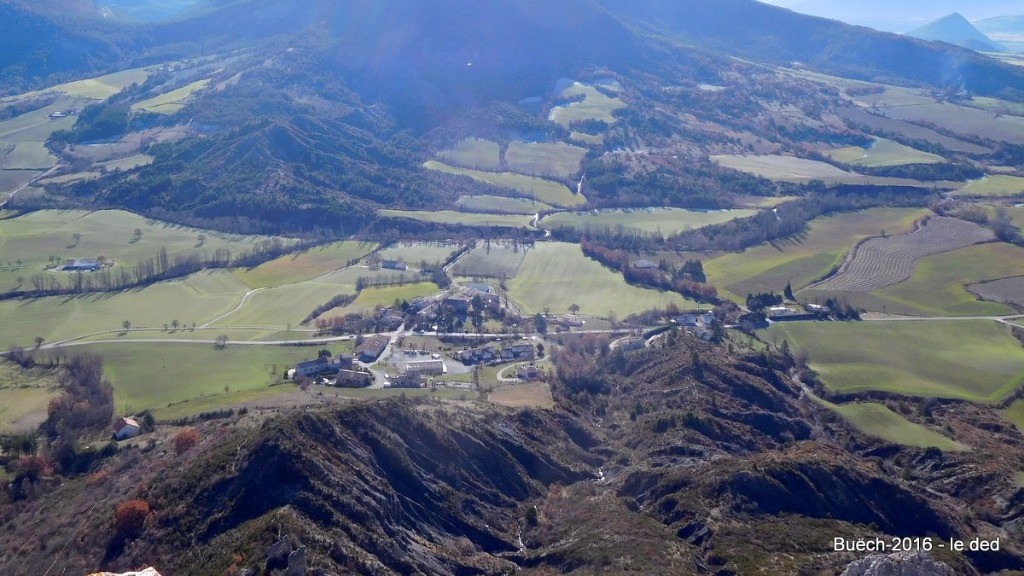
488, 383, 554, 409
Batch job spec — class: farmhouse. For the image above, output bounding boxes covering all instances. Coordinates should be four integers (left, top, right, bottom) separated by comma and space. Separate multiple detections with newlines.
406, 358, 445, 375
391, 369, 426, 388
674, 312, 716, 328
381, 260, 408, 271
443, 296, 470, 314
335, 368, 373, 388
619, 337, 646, 352
294, 354, 352, 378
767, 306, 816, 322
63, 258, 103, 272
517, 365, 541, 380
113, 417, 141, 440
466, 283, 493, 294
357, 335, 390, 362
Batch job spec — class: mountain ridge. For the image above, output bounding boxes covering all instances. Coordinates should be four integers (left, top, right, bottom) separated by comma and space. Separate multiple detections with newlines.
907, 13, 1005, 53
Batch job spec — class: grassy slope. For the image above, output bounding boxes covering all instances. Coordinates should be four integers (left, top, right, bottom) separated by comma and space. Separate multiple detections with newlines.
769, 320, 1024, 403
814, 396, 967, 450
705, 208, 927, 301
74, 342, 352, 413
801, 242, 1024, 317
132, 79, 211, 114
376, 243, 461, 266
507, 242, 692, 316
0, 270, 250, 347
324, 282, 440, 317
1003, 399, 1024, 429
456, 195, 552, 214
548, 82, 625, 126
436, 138, 500, 171
423, 161, 585, 207
540, 208, 757, 237
378, 209, 533, 228
0, 209, 295, 290
233, 241, 376, 288
451, 243, 529, 278
505, 141, 587, 179
824, 138, 943, 167
954, 175, 1024, 197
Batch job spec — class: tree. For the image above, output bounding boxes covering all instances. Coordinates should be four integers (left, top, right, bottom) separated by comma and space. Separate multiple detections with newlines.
171, 319, 180, 331
784, 282, 794, 301
569, 303, 581, 315
215, 334, 230, 349
122, 319, 131, 332
536, 343, 545, 359
33, 336, 44, 350
131, 228, 143, 243
534, 313, 548, 334
172, 429, 200, 455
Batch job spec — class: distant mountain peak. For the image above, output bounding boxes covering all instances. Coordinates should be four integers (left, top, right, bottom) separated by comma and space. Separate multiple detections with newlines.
907, 12, 1005, 52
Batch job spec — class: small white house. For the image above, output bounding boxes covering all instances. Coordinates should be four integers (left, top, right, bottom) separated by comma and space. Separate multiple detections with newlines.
114, 417, 141, 440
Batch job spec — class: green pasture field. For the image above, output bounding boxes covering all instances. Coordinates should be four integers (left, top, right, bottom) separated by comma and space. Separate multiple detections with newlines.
217, 280, 355, 328
450, 242, 530, 278
233, 241, 376, 288
813, 396, 967, 451
767, 320, 1024, 403
953, 175, 1024, 197
735, 196, 799, 208
1003, 399, 1024, 429
132, 79, 211, 114
324, 282, 440, 317
152, 383, 301, 421
0, 170, 42, 193
376, 242, 462, 266
96, 154, 154, 171
712, 154, 853, 180
456, 195, 552, 214
801, 242, 1024, 317
548, 82, 625, 126
378, 208, 534, 229
75, 327, 291, 344
0, 142, 58, 170
0, 360, 58, 433
423, 161, 585, 207
38, 66, 154, 100
539, 207, 756, 238
70, 341, 352, 413
570, 131, 603, 145
0, 97, 83, 142
507, 242, 693, 317
704, 207, 928, 301
0, 270, 250, 347
436, 138, 500, 170
824, 138, 943, 167
505, 141, 587, 179
882, 102, 1024, 145
37, 172, 100, 185
0, 209, 296, 290
0, 388, 58, 433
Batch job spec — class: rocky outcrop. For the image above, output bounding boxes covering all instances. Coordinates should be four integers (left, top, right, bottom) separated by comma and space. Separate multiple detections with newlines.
841, 552, 954, 576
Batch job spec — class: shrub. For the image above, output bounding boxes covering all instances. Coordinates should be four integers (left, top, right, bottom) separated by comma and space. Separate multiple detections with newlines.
114, 499, 150, 539
172, 429, 200, 455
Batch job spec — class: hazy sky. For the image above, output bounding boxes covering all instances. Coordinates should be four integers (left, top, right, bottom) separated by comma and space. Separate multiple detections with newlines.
757, 1, 1024, 32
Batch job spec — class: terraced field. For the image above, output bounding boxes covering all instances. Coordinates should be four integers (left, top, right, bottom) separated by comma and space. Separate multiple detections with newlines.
808, 217, 995, 292
767, 320, 1024, 403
